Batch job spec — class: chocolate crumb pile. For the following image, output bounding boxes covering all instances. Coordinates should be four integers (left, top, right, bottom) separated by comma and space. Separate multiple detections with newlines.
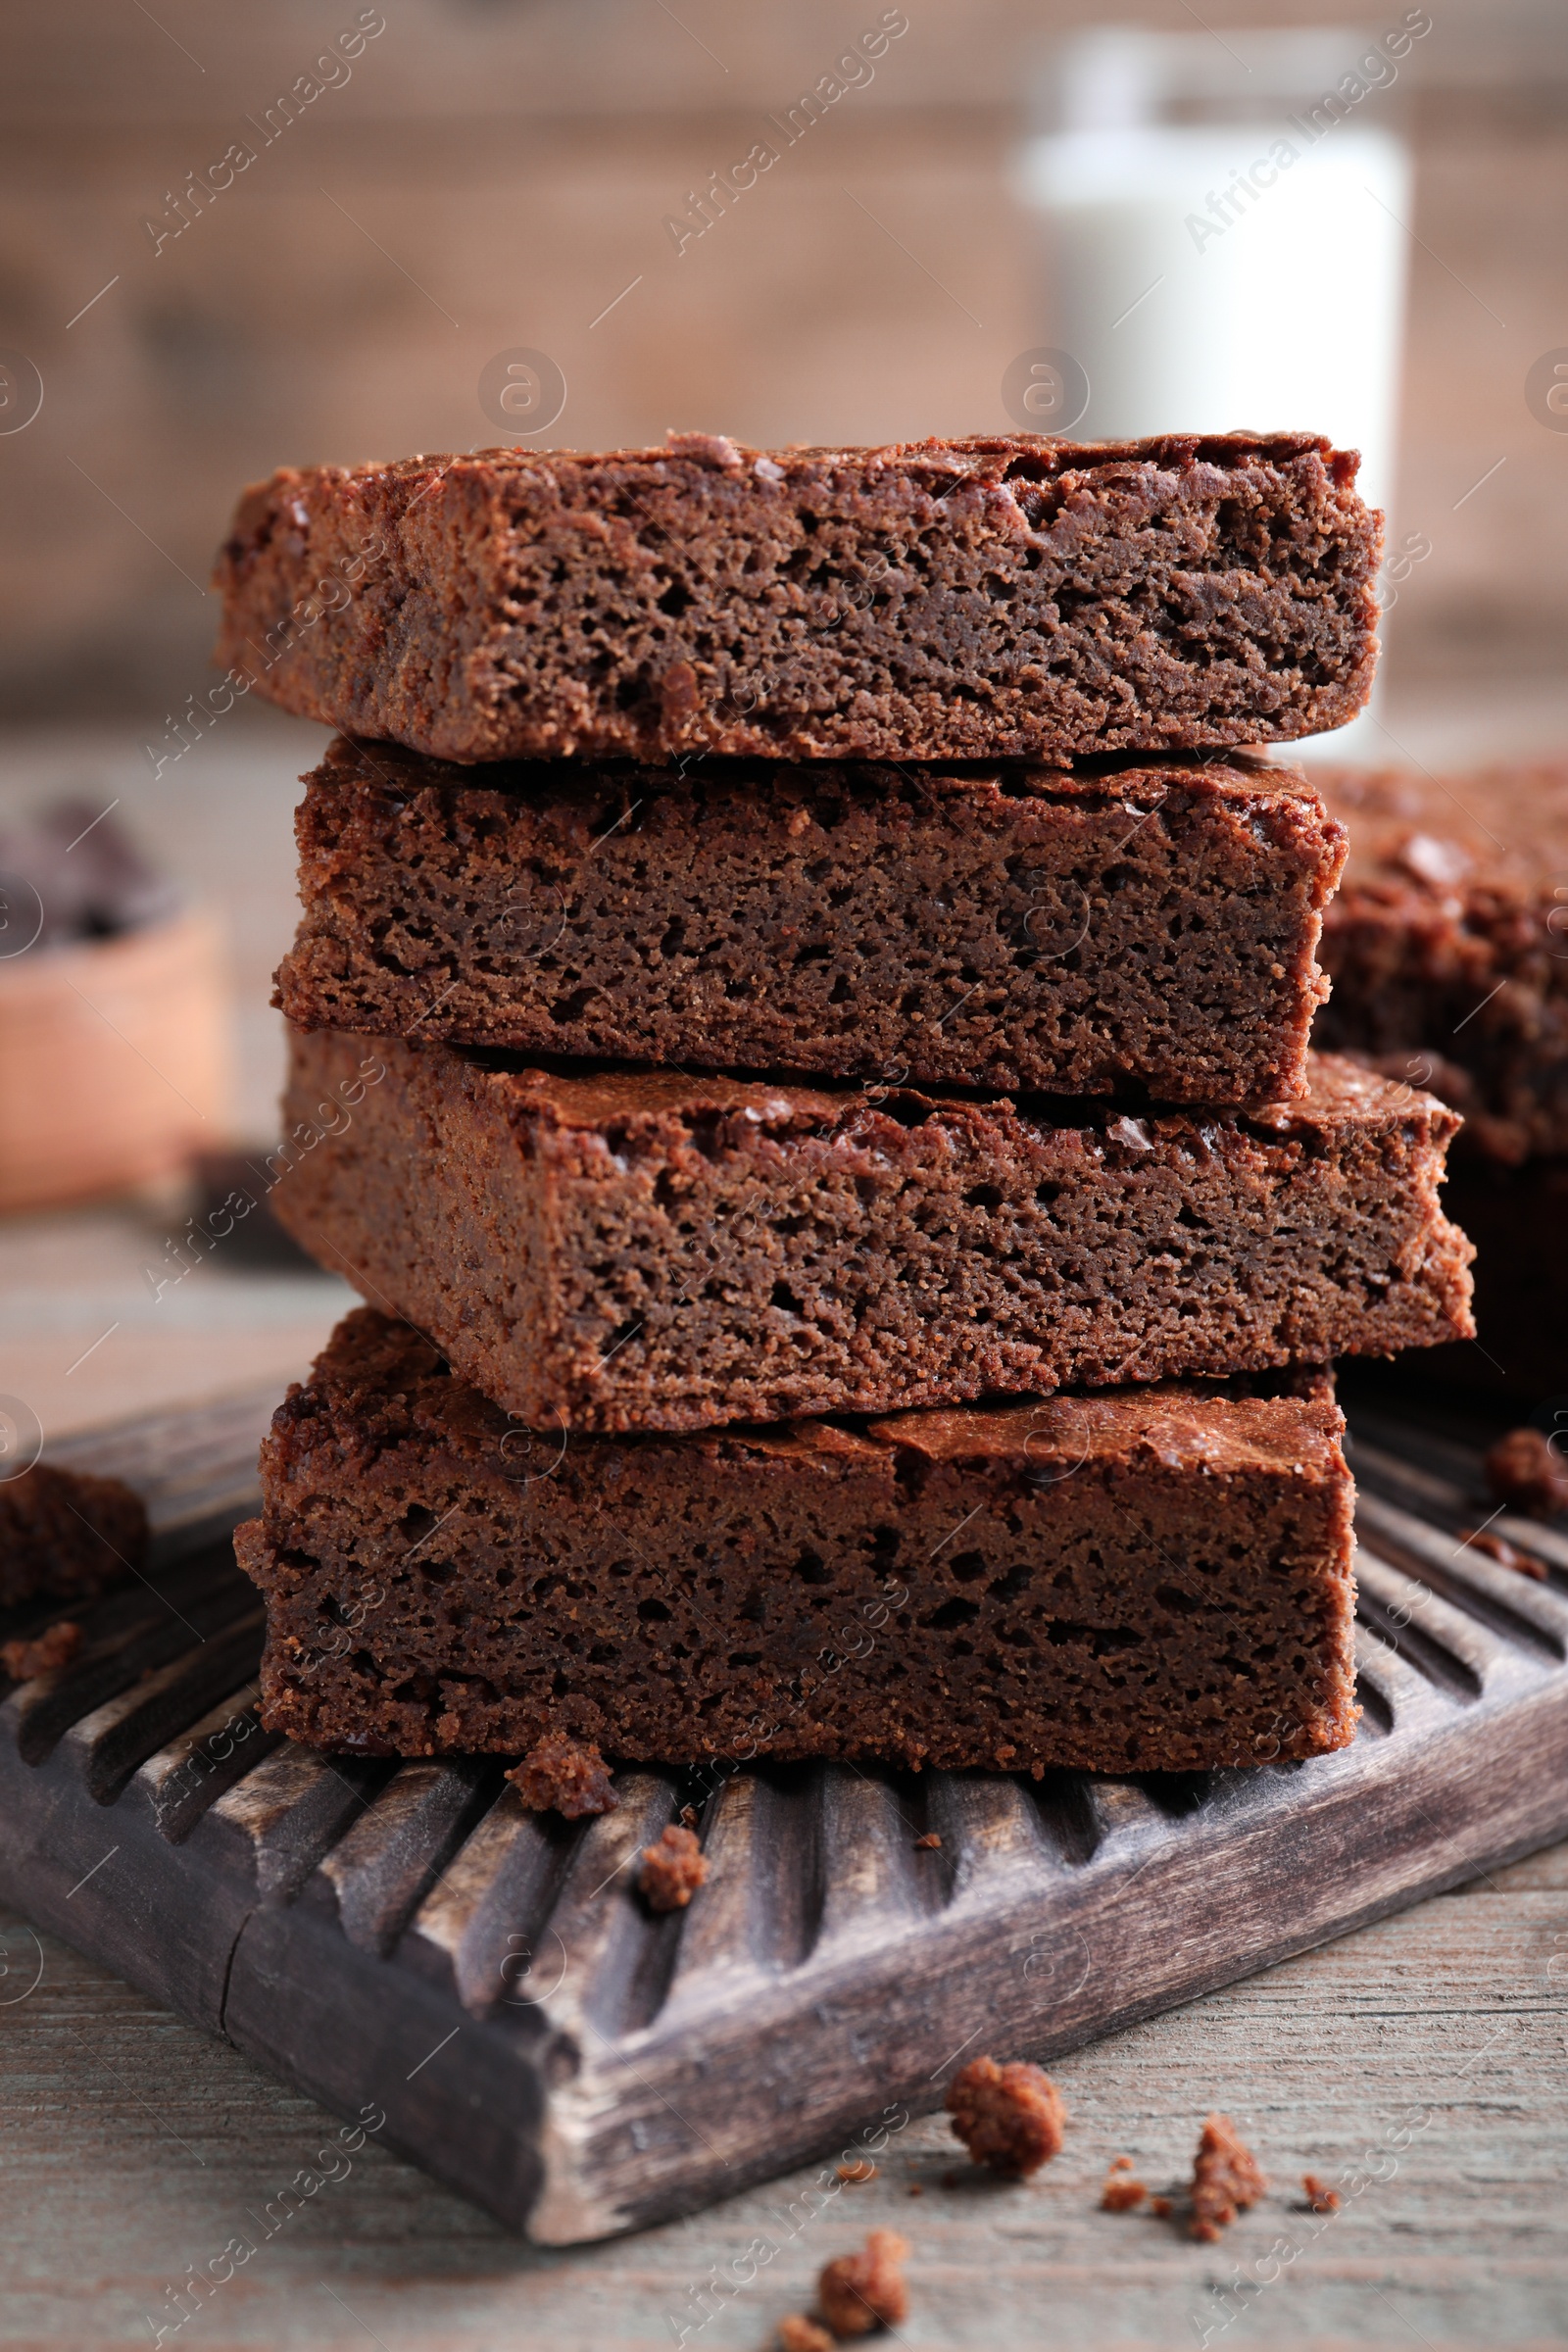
1302, 2172, 1341, 2213
504, 1731, 618, 1818
815, 2230, 910, 2337
0, 1619, 81, 1681
638, 1824, 708, 1912
1190, 2114, 1267, 2241
1486, 1428, 1568, 1519
946, 2055, 1067, 2178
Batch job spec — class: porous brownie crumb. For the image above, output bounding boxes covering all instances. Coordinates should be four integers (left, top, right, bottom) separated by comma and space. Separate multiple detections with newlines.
1151, 2196, 1173, 2217
816, 2230, 909, 2336
639, 1823, 708, 1912
0, 1464, 146, 1609
1191, 2115, 1267, 2241
242, 1308, 1361, 1774
215, 433, 1381, 766
778, 2319, 833, 2352
1459, 1528, 1547, 1580
1102, 2176, 1148, 2211
279, 1027, 1472, 1436
277, 735, 1347, 1108
504, 1731, 618, 1818
1302, 2173, 1341, 2213
947, 2057, 1067, 2178
912, 1833, 942, 1850
837, 2160, 877, 2183
0, 1619, 82, 1680
1485, 1428, 1568, 1518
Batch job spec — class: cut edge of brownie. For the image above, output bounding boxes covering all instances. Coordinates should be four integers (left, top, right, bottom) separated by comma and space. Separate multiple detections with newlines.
274, 736, 1347, 1105
213, 431, 1381, 763
236, 1307, 1358, 1776
270, 1027, 1475, 1434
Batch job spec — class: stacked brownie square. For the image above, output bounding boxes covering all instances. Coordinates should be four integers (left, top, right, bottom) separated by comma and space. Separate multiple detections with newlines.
218, 430, 1474, 1777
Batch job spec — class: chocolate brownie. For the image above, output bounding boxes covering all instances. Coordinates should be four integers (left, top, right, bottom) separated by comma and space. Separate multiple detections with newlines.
1189, 2115, 1266, 2241
276, 737, 1346, 1104
816, 2232, 909, 2336
0, 1463, 146, 1609
1386, 1155, 1568, 1404
213, 432, 1381, 764
273, 1027, 1473, 1434
234, 1308, 1359, 1773
946, 2058, 1067, 2177
1315, 760, 1568, 1164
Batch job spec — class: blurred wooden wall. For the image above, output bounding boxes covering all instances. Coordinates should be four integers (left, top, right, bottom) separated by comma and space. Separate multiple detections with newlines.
2, 0, 1566, 716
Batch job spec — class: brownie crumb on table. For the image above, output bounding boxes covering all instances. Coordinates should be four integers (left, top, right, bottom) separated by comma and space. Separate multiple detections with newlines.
638, 1824, 708, 1912
0, 1464, 146, 1611
1190, 2115, 1267, 2241
1485, 1429, 1568, 1519
0, 1619, 82, 1681
214, 432, 1381, 766
504, 1731, 618, 1818
947, 2057, 1067, 2178
912, 1833, 942, 1850
837, 2160, 877, 2183
816, 2230, 910, 2337
1101, 2169, 1149, 2211
1459, 1528, 1547, 1580
778, 2318, 834, 2352
1302, 2173, 1342, 2213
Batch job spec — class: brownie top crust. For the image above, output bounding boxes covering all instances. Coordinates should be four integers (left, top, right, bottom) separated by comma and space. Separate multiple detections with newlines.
226, 427, 1360, 517
214, 429, 1380, 764
283, 1306, 1345, 1483
306, 727, 1334, 814
1324, 761, 1568, 893
444, 1042, 1448, 1146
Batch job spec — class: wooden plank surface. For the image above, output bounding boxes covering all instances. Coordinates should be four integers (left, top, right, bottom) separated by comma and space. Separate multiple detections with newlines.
2, 1853, 1566, 2350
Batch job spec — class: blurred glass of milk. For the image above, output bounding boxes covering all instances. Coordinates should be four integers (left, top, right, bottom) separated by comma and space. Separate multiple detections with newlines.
1018, 26, 1416, 669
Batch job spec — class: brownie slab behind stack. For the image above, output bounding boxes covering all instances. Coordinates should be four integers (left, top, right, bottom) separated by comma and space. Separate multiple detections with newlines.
1316, 760, 1568, 1164
235, 1309, 1358, 1774
214, 431, 1381, 763
277, 738, 1347, 1104
1315, 760, 1568, 1398
274, 1027, 1473, 1433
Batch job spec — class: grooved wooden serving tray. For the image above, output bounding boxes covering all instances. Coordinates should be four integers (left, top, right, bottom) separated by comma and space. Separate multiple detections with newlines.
3, 1383, 1567, 2245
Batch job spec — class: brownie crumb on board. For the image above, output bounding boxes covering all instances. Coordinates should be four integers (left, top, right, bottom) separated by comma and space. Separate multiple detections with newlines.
1302, 2172, 1342, 2213
0, 1619, 82, 1681
1191, 2114, 1267, 2241
1485, 1428, 1568, 1518
778, 2318, 834, 2352
1150, 2196, 1174, 2218
1101, 2169, 1149, 2211
912, 1832, 942, 1850
837, 2159, 877, 2183
816, 2230, 910, 2337
0, 1464, 146, 1610
947, 2056, 1067, 2178
505, 1731, 618, 1818
638, 1823, 708, 1912
1459, 1527, 1547, 1580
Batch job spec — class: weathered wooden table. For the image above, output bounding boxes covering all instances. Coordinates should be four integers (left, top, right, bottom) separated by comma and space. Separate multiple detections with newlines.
2, 1845, 1565, 2350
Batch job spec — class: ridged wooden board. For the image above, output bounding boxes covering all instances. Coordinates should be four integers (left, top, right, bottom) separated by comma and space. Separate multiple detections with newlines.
1, 1382, 1566, 2246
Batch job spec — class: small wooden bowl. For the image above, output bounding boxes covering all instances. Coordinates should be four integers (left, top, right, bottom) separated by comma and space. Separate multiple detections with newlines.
0, 906, 230, 1213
